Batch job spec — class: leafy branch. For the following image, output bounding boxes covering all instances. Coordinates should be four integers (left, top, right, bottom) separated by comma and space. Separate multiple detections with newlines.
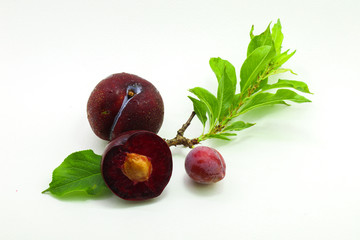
166, 19, 312, 147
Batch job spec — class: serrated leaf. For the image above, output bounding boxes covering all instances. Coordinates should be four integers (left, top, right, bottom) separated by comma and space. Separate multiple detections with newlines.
188, 96, 208, 128
261, 79, 312, 94
189, 87, 219, 128
217, 69, 236, 120
209, 57, 237, 87
247, 24, 274, 56
239, 89, 311, 114
271, 19, 284, 55
240, 45, 276, 94
42, 150, 108, 196
224, 121, 255, 132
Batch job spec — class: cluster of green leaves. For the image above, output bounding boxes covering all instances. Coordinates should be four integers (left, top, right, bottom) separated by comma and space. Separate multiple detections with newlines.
189, 19, 311, 141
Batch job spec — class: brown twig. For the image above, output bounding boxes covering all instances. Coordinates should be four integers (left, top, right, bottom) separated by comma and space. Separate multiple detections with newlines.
165, 111, 199, 148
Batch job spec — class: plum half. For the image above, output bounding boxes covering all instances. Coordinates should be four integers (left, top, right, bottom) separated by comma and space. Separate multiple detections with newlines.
87, 73, 164, 141
185, 146, 226, 184
101, 130, 173, 201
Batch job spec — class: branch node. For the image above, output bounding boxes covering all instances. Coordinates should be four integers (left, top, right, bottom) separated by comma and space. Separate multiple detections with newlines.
165, 111, 198, 148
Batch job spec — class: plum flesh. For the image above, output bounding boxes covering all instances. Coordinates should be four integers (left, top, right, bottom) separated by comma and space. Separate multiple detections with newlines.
87, 73, 164, 141
101, 130, 173, 201
185, 146, 226, 184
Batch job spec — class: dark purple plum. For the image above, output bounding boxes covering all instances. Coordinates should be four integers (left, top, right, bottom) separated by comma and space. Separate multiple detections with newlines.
87, 73, 164, 141
185, 146, 226, 184
101, 130, 173, 201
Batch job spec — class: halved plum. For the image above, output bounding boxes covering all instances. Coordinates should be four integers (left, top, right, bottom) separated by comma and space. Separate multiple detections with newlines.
101, 130, 173, 201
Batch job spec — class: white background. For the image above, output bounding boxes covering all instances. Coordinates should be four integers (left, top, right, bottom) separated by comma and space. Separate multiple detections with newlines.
1, 0, 360, 239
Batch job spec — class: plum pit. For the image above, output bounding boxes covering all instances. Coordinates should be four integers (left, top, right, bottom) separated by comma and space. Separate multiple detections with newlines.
121, 153, 153, 183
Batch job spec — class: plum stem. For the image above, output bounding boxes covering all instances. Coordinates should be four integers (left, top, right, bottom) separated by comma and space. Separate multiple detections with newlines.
165, 111, 199, 148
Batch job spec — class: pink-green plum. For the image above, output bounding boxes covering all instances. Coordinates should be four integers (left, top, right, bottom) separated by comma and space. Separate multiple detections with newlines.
185, 146, 226, 184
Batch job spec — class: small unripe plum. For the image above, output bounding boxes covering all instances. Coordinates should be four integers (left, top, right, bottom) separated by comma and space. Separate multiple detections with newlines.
101, 130, 173, 201
185, 146, 226, 184
87, 73, 164, 141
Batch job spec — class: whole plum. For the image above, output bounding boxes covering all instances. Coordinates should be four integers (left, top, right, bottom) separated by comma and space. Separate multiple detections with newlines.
185, 146, 226, 184
87, 73, 164, 141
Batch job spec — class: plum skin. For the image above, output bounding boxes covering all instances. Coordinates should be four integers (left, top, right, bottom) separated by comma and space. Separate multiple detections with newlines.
101, 130, 173, 201
185, 146, 226, 184
87, 73, 164, 141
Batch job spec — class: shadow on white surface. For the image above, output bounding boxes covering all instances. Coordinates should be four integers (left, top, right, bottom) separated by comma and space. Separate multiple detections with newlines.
183, 175, 224, 197
42, 188, 170, 209
42, 189, 113, 202
102, 190, 170, 209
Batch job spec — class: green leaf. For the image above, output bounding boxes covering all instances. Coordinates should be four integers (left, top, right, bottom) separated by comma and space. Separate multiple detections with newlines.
271, 19, 284, 55
250, 25, 255, 39
207, 133, 236, 141
270, 68, 297, 75
224, 121, 255, 132
220, 132, 238, 137
258, 77, 269, 91
240, 45, 276, 94
208, 58, 237, 120
232, 93, 242, 109
217, 69, 236, 120
188, 96, 208, 128
209, 57, 237, 87
273, 49, 296, 67
247, 24, 273, 56
189, 87, 219, 128
261, 79, 312, 94
239, 89, 311, 114
42, 150, 108, 196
